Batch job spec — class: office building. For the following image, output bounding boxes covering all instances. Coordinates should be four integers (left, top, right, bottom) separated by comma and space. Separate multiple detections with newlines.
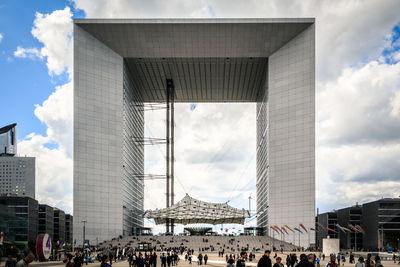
337, 205, 362, 250
38, 204, 54, 240
316, 211, 338, 249
0, 123, 35, 198
362, 198, 400, 251
73, 19, 315, 246
0, 196, 38, 243
54, 208, 66, 242
0, 123, 17, 156
65, 214, 73, 244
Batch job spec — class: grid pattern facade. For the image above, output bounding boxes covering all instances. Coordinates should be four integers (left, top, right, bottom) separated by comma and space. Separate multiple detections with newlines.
0, 196, 38, 242
256, 65, 269, 231
65, 214, 73, 244
122, 62, 144, 235
0, 157, 35, 198
74, 24, 140, 245
337, 206, 362, 250
54, 209, 65, 242
38, 204, 54, 240
257, 24, 315, 248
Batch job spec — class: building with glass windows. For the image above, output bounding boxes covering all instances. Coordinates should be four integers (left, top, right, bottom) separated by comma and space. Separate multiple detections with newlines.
0, 196, 38, 244
0, 123, 35, 199
73, 18, 315, 247
54, 208, 66, 243
38, 204, 54, 241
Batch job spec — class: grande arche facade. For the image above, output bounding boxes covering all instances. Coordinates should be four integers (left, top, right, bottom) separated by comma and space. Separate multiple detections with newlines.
73, 18, 315, 248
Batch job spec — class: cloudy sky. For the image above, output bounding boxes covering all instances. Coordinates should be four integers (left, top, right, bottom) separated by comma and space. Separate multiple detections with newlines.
1, 0, 400, 233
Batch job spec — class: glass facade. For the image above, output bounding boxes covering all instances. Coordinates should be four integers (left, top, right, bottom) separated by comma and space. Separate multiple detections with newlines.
0, 196, 38, 242
122, 62, 145, 235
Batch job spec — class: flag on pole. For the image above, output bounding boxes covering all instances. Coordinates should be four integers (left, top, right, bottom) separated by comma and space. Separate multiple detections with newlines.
317, 223, 326, 231
285, 224, 295, 233
270, 226, 279, 233
336, 224, 346, 233
282, 226, 289, 234
341, 227, 352, 233
326, 227, 338, 233
348, 224, 361, 233
294, 227, 303, 234
299, 224, 308, 233
355, 225, 365, 235
274, 225, 283, 234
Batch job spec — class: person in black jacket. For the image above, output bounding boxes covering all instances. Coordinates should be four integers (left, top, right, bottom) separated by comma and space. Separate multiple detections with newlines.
257, 250, 272, 267
236, 252, 247, 267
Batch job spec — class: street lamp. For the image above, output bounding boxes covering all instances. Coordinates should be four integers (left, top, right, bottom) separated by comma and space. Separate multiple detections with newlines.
81, 220, 87, 248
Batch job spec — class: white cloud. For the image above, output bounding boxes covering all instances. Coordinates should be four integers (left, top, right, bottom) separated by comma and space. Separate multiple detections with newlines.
18, 133, 73, 213
31, 7, 73, 76
14, 46, 43, 59
390, 91, 400, 118
0, 33, 3, 43
317, 60, 400, 145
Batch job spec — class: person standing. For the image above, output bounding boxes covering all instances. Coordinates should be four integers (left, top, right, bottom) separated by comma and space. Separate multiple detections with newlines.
63, 254, 74, 267
16, 253, 34, 267
100, 255, 111, 267
355, 257, 365, 267
236, 252, 247, 267
153, 252, 158, 267
258, 250, 272, 267
74, 252, 83, 267
204, 254, 208, 265
167, 253, 172, 267
227, 259, 235, 267
198, 254, 203, 265
273, 257, 284, 267
286, 255, 291, 267
366, 254, 374, 267
161, 253, 167, 267
325, 255, 337, 267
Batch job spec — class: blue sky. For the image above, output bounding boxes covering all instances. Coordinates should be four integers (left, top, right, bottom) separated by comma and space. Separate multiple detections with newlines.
0, 0, 82, 141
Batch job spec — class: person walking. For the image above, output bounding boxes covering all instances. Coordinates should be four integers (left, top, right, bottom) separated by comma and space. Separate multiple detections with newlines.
273, 257, 284, 267
236, 252, 247, 267
16, 253, 34, 267
258, 250, 272, 267
204, 254, 208, 265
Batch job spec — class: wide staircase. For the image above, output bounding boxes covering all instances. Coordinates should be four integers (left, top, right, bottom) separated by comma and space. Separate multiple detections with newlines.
100, 235, 298, 252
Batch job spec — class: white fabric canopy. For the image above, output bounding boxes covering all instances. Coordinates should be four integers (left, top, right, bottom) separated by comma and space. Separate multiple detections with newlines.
144, 194, 250, 225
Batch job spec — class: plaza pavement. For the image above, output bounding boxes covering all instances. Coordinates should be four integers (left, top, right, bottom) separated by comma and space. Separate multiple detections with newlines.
22, 252, 400, 267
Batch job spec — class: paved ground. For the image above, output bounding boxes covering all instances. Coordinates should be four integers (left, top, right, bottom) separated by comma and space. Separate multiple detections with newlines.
18, 252, 400, 267
5, 252, 400, 267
